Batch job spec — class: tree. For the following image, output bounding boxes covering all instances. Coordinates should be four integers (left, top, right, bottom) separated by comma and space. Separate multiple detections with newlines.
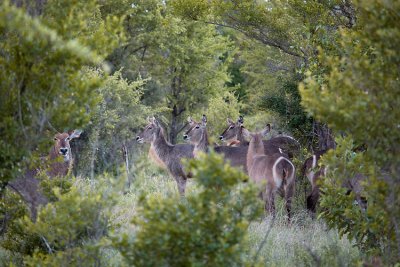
74, 70, 163, 181
300, 0, 400, 262
170, 0, 354, 148
0, 0, 125, 263
0, 0, 123, 188
108, 0, 234, 143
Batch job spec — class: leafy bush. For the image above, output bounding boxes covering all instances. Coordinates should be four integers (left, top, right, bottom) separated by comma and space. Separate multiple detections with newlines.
2, 176, 119, 266
300, 0, 400, 262
319, 137, 391, 256
74, 69, 156, 179
113, 151, 262, 266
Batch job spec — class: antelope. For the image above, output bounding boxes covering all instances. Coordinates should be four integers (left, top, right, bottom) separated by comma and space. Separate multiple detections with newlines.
219, 116, 299, 159
302, 149, 367, 214
8, 130, 82, 221
183, 115, 250, 173
243, 128, 296, 220
301, 150, 328, 213
136, 117, 194, 195
220, 116, 246, 146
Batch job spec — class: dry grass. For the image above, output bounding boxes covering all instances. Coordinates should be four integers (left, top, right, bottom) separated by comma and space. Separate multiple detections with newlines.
108, 158, 362, 266
0, 153, 362, 266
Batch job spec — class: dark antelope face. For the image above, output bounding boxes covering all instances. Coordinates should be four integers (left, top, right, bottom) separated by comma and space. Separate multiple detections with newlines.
136, 117, 160, 144
53, 130, 81, 162
219, 116, 244, 142
183, 115, 207, 144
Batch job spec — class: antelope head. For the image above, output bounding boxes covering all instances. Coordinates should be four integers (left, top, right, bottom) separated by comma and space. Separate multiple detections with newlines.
52, 130, 82, 162
241, 123, 271, 141
136, 117, 161, 144
183, 115, 207, 144
219, 116, 244, 142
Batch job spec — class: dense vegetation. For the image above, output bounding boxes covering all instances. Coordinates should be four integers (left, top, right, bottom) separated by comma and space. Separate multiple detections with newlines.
0, 0, 398, 266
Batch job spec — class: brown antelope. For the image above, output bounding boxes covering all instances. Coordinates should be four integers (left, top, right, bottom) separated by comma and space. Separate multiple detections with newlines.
243, 128, 296, 220
301, 149, 328, 213
219, 116, 299, 159
8, 130, 82, 221
183, 115, 250, 173
220, 116, 246, 146
136, 117, 194, 195
302, 149, 367, 214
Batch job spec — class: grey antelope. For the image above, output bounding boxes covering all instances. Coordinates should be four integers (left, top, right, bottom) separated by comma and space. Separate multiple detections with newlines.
8, 130, 82, 221
136, 117, 194, 195
243, 128, 296, 220
302, 149, 367, 214
219, 116, 300, 159
301, 149, 328, 213
183, 115, 250, 173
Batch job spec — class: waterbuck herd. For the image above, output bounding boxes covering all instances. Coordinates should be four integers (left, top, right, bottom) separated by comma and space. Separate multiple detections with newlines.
7, 115, 364, 223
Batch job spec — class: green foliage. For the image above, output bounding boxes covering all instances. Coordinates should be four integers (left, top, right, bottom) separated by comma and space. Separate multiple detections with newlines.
113, 151, 262, 266
300, 0, 400, 261
204, 92, 241, 140
109, 0, 235, 142
260, 76, 312, 137
23, 177, 118, 265
2, 176, 119, 265
0, 0, 123, 186
75, 69, 157, 177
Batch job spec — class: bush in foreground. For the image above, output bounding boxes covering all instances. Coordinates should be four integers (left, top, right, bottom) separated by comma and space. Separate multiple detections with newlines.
113, 151, 263, 266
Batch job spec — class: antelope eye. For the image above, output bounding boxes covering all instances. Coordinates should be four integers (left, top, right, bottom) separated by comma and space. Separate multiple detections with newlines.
229, 126, 234, 129
66, 137, 71, 141
148, 127, 152, 130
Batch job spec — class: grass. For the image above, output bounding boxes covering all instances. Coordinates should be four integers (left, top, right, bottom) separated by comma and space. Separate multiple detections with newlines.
106, 155, 362, 266
0, 154, 363, 266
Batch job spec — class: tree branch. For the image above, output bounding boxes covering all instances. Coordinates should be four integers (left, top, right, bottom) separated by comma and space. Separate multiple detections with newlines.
197, 19, 305, 60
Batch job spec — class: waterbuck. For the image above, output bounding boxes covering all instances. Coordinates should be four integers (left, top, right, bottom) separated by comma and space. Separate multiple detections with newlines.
219, 116, 300, 159
136, 117, 194, 195
301, 150, 328, 213
7, 130, 82, 221
302, 149, 367, 214
243, 128, 296, 220
183, 115, 249, 173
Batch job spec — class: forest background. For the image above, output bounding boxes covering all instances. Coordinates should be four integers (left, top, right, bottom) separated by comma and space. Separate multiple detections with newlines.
0, 0, 399, 266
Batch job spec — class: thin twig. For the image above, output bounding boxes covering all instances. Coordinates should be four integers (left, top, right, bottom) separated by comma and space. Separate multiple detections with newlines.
17, 73, 28, 139
252, 216, 276, 266
41, 236, 53, 254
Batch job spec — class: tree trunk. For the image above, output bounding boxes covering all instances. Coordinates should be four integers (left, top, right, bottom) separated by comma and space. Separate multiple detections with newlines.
314, 121, 336, 151
10, 0, 47, 16
168, 104, 186, 144
169, 113, 178, 144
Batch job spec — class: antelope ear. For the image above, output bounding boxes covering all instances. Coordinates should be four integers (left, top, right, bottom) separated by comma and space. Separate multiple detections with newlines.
152, 117, 161, 127
68, 130, 82, 139
261, 123, 271, 136
187, 116, 194, 125
242, 128, 251, 138
237, 115, 244, 124
227, 118, 234, 124
202, 114, 207, 125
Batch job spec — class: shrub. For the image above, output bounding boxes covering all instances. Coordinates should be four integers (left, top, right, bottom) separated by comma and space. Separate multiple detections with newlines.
1, 176, 119, 266
113, 151, 262, 266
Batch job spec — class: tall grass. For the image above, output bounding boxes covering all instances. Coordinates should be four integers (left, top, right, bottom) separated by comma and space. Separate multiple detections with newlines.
108, 155, 362, 266
0, 153, 362, 266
